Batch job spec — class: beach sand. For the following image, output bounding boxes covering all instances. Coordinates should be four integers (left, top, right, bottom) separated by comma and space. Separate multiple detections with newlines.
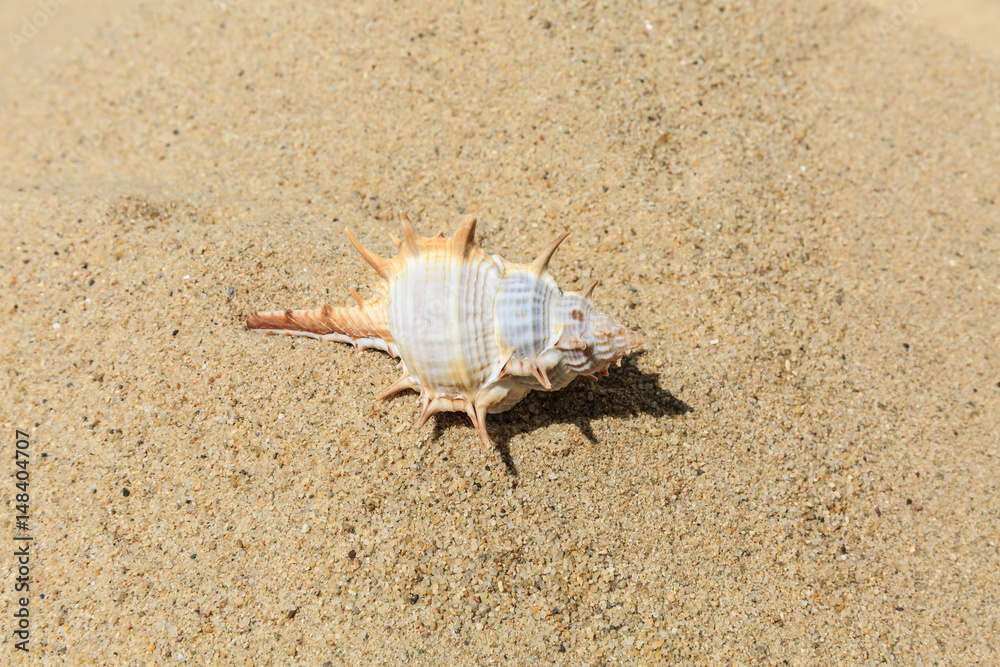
2, 0, 999, 663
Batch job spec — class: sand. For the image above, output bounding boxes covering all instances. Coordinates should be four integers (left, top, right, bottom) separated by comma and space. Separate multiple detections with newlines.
2, 0, 999, 664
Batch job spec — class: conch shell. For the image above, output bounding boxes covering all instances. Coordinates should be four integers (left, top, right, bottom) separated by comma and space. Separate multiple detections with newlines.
248, 212, 642, 447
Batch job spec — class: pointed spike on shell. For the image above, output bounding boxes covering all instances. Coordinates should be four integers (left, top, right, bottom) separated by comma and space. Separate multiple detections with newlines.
416, 395, 474, 429
458, 402, 490, 448
582, 278, 599, 298
530, 231, 570, 275
451, 214, 477, 255
377, 373, 417, 400
472, 393, 497, 449
472, 407, 492, 448
389, 234, 402, 250
349, 288, 365, 307
530, 363, 553, 391
345, 227, 391, 279
496, 350, 515, 381
399, 211, 420, 253
416, 398, 438, 429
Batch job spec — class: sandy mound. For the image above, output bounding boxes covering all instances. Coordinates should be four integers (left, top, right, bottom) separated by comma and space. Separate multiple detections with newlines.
2, 0, 998, 663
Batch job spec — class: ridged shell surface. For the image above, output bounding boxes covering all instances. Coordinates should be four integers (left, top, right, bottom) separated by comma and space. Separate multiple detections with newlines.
388, 245, 503, 399
247, 212, 642, 448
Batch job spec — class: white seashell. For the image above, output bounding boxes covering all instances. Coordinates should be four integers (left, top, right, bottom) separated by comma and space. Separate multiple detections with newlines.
247, 212, 642, 447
